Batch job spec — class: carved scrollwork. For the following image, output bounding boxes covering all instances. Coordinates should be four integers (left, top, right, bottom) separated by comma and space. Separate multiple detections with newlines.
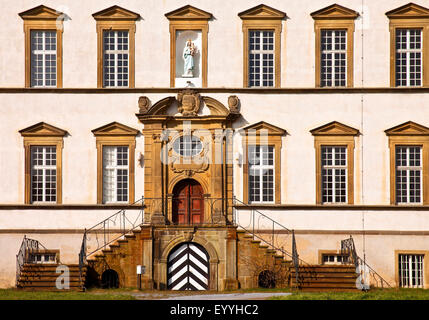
177, 89, 201, 116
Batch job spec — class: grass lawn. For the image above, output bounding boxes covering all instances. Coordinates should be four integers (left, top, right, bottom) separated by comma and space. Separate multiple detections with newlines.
0, 288, 136, 300
271, 288, 429, 300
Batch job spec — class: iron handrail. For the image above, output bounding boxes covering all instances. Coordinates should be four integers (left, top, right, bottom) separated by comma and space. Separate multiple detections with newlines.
78, 195, 228, 288
232, 196, 314, 289
341, 235, 392, 289
16, 235, 47, 287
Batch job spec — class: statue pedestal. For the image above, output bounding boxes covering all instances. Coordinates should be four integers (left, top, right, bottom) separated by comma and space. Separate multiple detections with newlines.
181, 73, 194, 78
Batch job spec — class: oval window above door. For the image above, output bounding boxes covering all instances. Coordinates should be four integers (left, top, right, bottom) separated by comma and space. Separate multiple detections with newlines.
173, 135, 203, 157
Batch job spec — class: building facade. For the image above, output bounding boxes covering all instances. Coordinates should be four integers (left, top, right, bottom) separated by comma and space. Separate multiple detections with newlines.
2, 0, 429, 290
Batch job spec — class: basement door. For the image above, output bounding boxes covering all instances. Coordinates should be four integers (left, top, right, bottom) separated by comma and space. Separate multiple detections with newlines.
167, 242, 210, 290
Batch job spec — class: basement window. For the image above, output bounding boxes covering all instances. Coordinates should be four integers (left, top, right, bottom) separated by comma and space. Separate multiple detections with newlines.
322, 253, 348, 265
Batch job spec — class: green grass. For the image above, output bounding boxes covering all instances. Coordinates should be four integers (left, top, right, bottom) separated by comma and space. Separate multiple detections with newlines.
0, 288, 136, 300
271, 288, 429, 300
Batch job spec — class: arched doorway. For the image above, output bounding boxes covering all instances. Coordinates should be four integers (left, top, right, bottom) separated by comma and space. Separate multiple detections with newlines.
167, 242, 210, 290
101, 269, 119, 289
172, 179, 204, 224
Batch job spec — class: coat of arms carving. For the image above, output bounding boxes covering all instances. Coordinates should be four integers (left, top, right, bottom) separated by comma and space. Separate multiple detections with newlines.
177, 89, 201, 116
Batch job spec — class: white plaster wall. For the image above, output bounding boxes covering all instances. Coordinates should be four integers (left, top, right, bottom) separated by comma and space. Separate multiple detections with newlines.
2, 0, 429, 87
1, 92, 429, 206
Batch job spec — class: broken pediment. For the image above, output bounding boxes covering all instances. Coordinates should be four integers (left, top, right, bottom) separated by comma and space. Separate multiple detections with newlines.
165, 5, 213, 20
385, 121, 429, 136
311, 3, 359, 20
19, 122, 68, 137
386, 2, 429, 19
310, 121, 359, 136
241, 121, 286, 136
92, 122, 139, 136
92, 5, 141, 21
238, 4, 286, 20
19, 5, 65, 20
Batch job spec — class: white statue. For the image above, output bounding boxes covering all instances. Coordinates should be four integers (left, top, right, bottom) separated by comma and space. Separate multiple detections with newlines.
182, 39, 196, 77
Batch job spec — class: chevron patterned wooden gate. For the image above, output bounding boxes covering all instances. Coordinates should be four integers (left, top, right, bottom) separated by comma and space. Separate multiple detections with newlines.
167, 242, 210, 290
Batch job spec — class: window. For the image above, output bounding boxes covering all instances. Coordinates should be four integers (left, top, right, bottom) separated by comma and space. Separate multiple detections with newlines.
241, 121, 286, 204
30, 31, 57, 87
103, 31, 129, 87
321, 146, 347, 204
19, 122, 67, 204
19, 5, 65, 88
102, 146, 129, 203
311, 121, 359, 205
320, 30, 347, 87
395, 29, 422, 87
173, 135, 203, 157
238, 4, 285, 88
93, 5, 140, 88
395, 146, 422, 204
399, 254, 424, 288
387, 3, 429, 87
248, 145, 275, 203
31, 146, 57, 203
311, 4, 359, 88
322, 254, 348, 265
248, 30, 274, 87
92, 122, 139, 204
385, 121, 429, 205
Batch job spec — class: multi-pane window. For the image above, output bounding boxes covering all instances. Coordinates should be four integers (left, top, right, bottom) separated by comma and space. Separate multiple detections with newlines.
322, 254, 348, 265
173, 136, 203, 157
395, 146, 422, 204
30, 146, 57, 203
249, 30, 274, 87
248, 145, 274, 203
321, 30, 347, 87
321, 146, 347, 203
395, 29, 422, 87
103, 31, 129, 87
399, 254, 424, 288
30, 31, 57, 87
102, 146, 129, 203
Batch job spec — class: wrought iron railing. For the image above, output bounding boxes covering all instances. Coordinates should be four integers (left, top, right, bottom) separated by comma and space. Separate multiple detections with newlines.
232, 197, 311, 288
78, 197, 145, 286
341, 235, 392, 289
78, 196, 229, 287
16, 235, 47, 287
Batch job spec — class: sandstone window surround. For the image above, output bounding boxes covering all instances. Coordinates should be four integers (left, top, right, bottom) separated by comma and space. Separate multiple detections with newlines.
19, 5, 66, 88
238, 4, 286, 88
19, 122, 68, 204
92, 5, 140, 88
165, 5, 212, 88
311, 4, 359, 88
311, 121, 359, 205
386, 3, 429, 87
240, 121, 286, 204
92, 122, 139, 204
395, 250, 429, 288
385, 121, 429, 205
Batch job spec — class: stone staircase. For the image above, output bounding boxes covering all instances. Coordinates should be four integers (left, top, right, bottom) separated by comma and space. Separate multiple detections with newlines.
290, 264, 358, 291
17, 264, 86, 291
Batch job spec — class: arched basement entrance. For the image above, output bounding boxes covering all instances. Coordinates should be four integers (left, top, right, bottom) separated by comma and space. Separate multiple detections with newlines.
172, 179, 204, 224
167, 242, 210, 290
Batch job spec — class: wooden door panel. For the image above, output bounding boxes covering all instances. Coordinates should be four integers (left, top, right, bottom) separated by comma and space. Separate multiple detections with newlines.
173, 179, 204, 224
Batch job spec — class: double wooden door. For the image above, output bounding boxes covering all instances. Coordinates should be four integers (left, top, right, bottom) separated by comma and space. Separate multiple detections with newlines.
172, 179, 204, 224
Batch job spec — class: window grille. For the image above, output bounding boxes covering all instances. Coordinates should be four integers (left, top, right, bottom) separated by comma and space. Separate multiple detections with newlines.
320, 30, 347, 87
30, 146, 57, 203
321, 146, 347, 203
396, 146, 422, 204
249, 30, 274, 87
395, 29, 422, 87
399, 254, 424, 288
103, 31, 129, 87
248, 145, 275, 203
30, 31, 56, 87
102, 146, 129, 203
